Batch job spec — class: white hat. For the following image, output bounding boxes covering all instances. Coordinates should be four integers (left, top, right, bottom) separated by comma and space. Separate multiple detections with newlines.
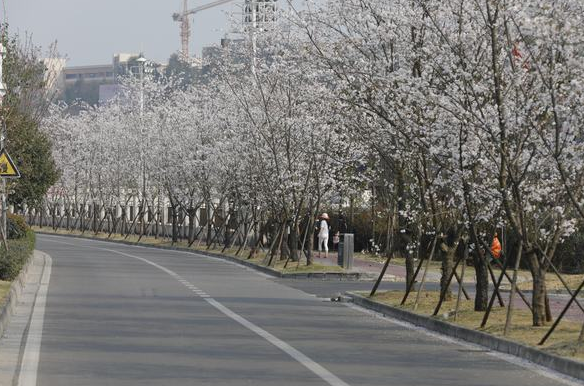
320, 213, 329, 220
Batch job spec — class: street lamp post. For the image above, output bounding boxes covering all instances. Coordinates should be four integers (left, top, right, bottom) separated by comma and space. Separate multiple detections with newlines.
0, 41, 8, 244
137, 54, 147, 237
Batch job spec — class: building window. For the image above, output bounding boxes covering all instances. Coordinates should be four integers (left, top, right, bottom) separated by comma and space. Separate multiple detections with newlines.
129, 206, 134, 220
65, 73, 78, 79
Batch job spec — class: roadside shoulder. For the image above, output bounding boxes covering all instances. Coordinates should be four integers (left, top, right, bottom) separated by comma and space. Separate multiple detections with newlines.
346, 291, 584, 382
0, 251, 50, 385
0, 250, 43, 338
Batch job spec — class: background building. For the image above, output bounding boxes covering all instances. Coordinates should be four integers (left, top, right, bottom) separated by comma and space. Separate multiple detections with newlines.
244, 0, 278, 29
46, 53, 164, 106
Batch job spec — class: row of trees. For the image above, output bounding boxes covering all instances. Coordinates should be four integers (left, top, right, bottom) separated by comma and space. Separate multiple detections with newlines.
2, 30, 59, 211
41, 0, 584, 328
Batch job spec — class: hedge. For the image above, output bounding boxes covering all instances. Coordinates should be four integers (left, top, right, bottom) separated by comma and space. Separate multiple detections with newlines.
0, 230, 35, 281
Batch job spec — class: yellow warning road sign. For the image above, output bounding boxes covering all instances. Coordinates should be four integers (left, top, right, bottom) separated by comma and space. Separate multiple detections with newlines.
0, 149, 20, 178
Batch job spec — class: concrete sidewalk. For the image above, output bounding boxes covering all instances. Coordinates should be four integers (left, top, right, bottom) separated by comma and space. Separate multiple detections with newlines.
313, 253, 442, 282
0, 251, 48, 386
313, 252, 537, 287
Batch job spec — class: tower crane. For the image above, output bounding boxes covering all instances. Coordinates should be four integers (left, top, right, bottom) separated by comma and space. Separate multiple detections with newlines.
172, 0, 236, 60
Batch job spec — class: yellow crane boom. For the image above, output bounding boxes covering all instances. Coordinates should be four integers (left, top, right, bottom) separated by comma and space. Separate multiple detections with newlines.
172, 0, 236, 60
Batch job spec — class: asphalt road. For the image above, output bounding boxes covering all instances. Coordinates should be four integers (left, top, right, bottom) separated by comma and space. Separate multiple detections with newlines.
32, 234, 579, 386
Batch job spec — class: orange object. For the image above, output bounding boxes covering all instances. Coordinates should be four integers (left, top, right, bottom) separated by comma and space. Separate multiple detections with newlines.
491, 234, 502, 259
511, 44, 522, 59
511, 43, 530, 70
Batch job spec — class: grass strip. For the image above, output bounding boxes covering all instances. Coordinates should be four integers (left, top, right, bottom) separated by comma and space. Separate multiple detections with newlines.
369, 290, 584, 362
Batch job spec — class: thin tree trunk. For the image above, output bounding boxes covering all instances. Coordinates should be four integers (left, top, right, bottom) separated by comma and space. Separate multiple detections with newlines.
414, 236, 438, 310
504, 240, 523, 336
454, 243, 468, 321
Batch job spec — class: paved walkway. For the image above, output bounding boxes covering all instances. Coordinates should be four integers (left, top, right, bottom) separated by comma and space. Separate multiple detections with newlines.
313, 253, 444, 282
0, 251, 46, 386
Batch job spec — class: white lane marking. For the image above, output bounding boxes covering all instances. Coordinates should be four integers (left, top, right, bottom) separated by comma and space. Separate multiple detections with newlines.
38, 235, 584, 385
18, 254, 53, 386
94, 247, 352, 386
39, 236, 350, 386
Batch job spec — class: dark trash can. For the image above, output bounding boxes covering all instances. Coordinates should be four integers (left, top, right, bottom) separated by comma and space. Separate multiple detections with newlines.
337, 233, 354, 269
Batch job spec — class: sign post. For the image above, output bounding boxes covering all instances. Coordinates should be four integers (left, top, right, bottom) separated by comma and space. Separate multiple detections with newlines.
0, 41, 19, 249
0, 148, 20, 178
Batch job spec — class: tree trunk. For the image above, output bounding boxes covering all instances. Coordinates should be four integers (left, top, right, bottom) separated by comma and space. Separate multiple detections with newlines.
171, 205, 178, 243
305, 215, 315, 266
188, 208, 196, 244
545, 292, 553, 323
385, 207, 394, 257
473, 248, 489, 311
206, 205, 212, 247
440, 243, 455, 302
394, 165, 414, 288
439, 229, 462, 302
526, 249, 547, 326
280, 223, 290, 261
289, 223, 299, 262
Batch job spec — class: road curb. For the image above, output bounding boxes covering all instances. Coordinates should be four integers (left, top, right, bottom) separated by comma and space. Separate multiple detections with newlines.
347, 292, 584, 381
0, 250, 44, 339
35, 231, 371, 281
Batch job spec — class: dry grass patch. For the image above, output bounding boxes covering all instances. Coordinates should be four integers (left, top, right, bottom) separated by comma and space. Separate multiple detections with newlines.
369, 290, 584, 362
517, 272, 584, 292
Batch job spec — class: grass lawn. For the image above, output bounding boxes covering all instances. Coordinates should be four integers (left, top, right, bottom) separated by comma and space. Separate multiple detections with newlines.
369, 290, 584, 362
0, 280, 10, 306
34, 227, 344, 274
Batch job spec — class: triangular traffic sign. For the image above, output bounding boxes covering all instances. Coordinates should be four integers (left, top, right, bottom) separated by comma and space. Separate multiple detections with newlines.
0, 148, 20, 178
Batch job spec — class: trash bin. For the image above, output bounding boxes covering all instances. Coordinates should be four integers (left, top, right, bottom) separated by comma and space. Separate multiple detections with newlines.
337, 233, 354, 269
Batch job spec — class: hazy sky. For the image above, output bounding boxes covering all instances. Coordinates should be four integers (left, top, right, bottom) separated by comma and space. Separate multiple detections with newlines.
4, 0, 244, 66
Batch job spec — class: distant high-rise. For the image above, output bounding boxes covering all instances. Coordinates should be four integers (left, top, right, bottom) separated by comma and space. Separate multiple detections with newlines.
244, 0, 277, 29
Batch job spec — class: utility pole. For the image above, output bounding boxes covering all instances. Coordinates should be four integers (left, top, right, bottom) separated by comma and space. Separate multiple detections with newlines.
251, 0, 257, 75
137, 54, 147, 237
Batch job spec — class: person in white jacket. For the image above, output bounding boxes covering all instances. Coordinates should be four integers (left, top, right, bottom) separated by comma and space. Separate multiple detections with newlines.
318, 213, 330, 258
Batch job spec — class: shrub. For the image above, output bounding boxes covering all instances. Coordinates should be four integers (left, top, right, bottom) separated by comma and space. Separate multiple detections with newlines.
7, 213, 29, 239
553, 230, 584, 274
0, 230, 35, 280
